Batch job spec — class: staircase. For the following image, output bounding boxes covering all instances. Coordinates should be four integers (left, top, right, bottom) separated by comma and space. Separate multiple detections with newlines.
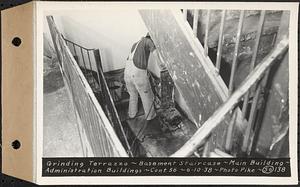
139, 9, 289, 157
47, 10, 289, 158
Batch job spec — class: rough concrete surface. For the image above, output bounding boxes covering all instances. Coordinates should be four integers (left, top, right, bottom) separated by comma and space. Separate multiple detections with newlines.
127, 115, 197, 157
43, 57, 83, 157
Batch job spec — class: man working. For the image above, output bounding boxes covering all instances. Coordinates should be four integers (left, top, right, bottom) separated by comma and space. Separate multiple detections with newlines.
124, 32, 157, 123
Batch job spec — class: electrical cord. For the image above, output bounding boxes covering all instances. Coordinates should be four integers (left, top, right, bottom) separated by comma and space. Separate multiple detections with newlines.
129, 99, 155, 149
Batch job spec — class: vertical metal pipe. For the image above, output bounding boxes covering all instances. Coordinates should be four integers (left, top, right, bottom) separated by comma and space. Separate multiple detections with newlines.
73, 43, 77, 60
204, 10, 211, 56
228, 10, 245, 95
183, 9, 187, 20
87, 50, 95, 86
87, 50, 93, 71
93, 49, 102, 89
94, 49, 133, 156
202, 141, 210, 157
193, 9, 199, 37
247, 86, 262, 155
80, 47, 87, 73
225, 109, 237, 152
249, 70, 272, 155
94, 49, 103, 71
242, 10, 266, 117
241, 85, 262, 153
216, 10, 226, 72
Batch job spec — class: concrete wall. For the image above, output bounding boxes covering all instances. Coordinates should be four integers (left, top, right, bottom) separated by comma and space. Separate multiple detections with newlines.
43, 10, 193, 125
44, 10, 148, 72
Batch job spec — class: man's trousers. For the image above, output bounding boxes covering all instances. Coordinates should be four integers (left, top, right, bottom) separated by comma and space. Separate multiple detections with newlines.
124, 60, 156, 120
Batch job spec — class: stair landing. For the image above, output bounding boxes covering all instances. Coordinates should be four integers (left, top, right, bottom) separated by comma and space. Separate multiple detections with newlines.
126, 114, 197, 157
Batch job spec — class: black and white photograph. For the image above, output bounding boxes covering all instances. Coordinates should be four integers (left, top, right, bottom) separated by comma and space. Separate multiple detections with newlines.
43, 7, 290, 158
37, 1, 298, 185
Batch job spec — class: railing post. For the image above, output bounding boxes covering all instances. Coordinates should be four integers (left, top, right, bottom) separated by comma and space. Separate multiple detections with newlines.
73, 43, 77, 59
242, 10, 266, 117
228, 10, 245, 95
93, 49, 103, 88
183, 9, 187, 20
249, 11, 290, 156
216, 10, 226, 72
93, 49, 133, 157
80, 48, 87, 73
170, 39, 288, 157
204, 10, 211, 56
93, 49, 103, 71
241, 84, 262, 153
192, 9, 199, 37
225, 109, 237, 152
87, 50, 96, 86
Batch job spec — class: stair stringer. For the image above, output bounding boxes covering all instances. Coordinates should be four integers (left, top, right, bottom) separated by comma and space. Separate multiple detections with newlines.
139, 10, 245, 155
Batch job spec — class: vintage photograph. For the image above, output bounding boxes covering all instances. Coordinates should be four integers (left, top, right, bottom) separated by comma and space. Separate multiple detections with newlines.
43, 7, 290, 159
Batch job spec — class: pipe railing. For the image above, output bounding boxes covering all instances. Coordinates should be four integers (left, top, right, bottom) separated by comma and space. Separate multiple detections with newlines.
47, 16, 132, 157
171, 38, 288, 157
180, 10, 283, 156
63, 36, 134, 157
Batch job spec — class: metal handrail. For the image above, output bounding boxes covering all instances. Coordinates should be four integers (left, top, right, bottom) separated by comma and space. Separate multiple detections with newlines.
171, 38, 288, 157
47, 16, 128, 157
62, 35, 134, 157
180, 10, 285, 156
62, 36, 95, 51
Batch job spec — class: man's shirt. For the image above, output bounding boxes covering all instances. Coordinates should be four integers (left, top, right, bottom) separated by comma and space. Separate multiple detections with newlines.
130, 37, 156, 70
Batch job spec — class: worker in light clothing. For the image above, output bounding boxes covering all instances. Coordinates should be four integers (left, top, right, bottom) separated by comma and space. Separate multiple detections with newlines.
124, 33, 156, 121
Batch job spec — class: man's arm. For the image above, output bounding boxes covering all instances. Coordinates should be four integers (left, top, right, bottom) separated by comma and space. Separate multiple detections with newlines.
150, 48, 167, 71
145, 38, 156, 52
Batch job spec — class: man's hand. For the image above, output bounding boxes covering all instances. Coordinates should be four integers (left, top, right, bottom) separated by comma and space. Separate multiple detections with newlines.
153, 50, 167, 71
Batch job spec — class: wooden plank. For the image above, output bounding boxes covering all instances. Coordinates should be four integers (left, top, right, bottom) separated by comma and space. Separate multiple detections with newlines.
140, 10, 246, 155
139, 9, 229, 126
171, 38, 288, 157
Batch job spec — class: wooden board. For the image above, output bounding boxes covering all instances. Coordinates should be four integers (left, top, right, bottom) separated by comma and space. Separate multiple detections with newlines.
139, 10, 235, 151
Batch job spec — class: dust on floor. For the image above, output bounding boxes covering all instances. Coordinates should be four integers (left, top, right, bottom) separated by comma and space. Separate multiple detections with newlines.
43, 57, 83, 157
